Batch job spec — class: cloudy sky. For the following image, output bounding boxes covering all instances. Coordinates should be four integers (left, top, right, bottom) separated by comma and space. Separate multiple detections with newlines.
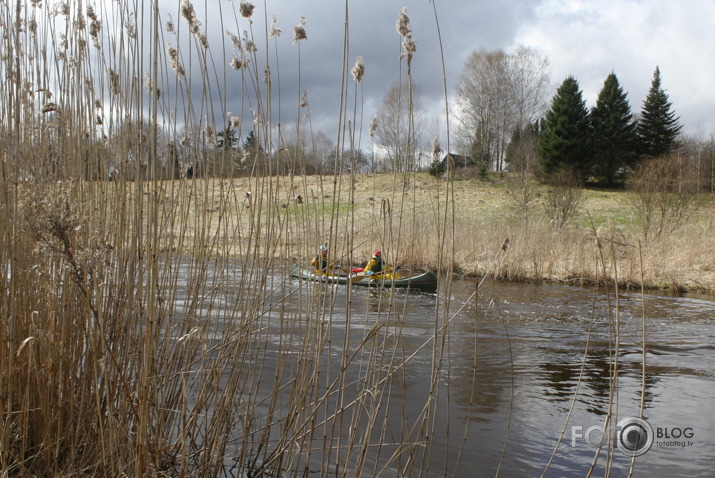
157, 0, 715, 150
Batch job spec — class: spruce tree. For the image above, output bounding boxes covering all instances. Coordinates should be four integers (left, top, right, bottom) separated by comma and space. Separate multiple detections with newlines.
243, 130, 261, 153
217, 124, 239, 150
636, 66, 682, 158
538, 76, 591, 179
591, 73, 637, 185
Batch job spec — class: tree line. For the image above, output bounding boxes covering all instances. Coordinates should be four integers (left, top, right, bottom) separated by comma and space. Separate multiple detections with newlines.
374, 47, 708, 190
48, 46, 708, 186
536, 66, 682, 186
445, 48, 692, 187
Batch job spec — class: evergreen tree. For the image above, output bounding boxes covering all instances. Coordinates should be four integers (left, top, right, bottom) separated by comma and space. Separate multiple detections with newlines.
636, 66, 682, 158
243, 130, 262, 154
242, 130, 265, 174
217, 124, 239, 150
538, 76, 591, 179
590, 73, 637, 185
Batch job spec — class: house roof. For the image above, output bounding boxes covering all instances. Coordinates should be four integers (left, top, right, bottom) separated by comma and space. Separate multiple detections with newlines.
440, 152, 475, 168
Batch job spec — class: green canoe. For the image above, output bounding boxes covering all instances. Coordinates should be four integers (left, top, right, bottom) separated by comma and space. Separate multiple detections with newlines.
289, 264, 438, 292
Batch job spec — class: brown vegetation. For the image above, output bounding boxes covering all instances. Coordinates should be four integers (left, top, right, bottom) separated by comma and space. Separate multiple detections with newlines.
153, 172, 714, 295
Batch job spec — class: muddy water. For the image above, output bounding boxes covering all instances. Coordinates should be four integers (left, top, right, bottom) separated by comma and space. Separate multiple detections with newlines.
179, 262, 715, 476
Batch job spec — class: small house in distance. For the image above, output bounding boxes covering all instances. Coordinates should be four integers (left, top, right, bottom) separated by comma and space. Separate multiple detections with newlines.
436, 152, 476, 176
441, 153, 475, 169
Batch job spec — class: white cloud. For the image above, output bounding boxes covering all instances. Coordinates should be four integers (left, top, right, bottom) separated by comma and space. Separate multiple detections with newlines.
515, 0, 715, 134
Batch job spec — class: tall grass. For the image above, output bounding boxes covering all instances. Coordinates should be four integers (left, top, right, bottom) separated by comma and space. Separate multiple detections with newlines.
0, 1, 464, 476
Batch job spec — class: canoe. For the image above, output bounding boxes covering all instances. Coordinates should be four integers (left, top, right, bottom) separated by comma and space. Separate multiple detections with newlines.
289, 264, 438, 292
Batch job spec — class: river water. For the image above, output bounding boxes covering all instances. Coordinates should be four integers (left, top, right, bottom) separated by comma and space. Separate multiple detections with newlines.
179, 262, 715, 477
423, 278, 715, 477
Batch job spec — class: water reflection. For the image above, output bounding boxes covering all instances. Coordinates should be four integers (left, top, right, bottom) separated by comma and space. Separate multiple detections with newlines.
394, 277, 715, 476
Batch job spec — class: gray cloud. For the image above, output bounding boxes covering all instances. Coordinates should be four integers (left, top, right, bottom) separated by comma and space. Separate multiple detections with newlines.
159, 0, 712, 152
157, 0, 541, 147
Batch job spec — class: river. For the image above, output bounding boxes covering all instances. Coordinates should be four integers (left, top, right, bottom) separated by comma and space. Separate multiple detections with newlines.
177, 262, 715, 477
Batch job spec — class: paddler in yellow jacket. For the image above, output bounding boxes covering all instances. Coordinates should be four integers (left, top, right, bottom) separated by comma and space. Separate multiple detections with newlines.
310, 244, 332, 275
363, 250, 400, 279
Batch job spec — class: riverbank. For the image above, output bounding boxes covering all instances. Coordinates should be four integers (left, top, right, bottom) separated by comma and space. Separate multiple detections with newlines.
147, 172, 715, 295
353, 173, 715, 295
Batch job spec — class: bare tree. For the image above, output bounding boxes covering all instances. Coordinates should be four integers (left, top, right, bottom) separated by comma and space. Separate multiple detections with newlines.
454, 46, 551, 171
374, 80, 426, 173
505, 122, 541, 173
510, 46, 552, 133
506, 169, 539, 225
680, 132, 715, 193
628, 154, 699, 238
454, 50, 505, 170
310, 130, 337, 174
280, 128, 335, 175
544, 168, 583, 230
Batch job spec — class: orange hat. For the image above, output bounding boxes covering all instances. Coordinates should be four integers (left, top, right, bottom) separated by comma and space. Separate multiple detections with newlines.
374, 250, 381, 256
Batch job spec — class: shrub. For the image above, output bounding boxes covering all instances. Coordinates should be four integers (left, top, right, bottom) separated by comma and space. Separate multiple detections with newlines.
544, 168, 583, 230
627, 154, 699, 238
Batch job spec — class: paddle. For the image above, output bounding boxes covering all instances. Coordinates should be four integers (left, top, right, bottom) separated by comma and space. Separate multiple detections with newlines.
347, 272, 366, 283
363, 265, 402, 281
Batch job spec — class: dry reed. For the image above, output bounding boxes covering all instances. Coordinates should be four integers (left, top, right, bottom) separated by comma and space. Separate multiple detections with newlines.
0, 1, 460, 476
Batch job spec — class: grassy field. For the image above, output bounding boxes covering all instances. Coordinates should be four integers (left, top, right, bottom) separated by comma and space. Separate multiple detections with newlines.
139, 171, 715, 295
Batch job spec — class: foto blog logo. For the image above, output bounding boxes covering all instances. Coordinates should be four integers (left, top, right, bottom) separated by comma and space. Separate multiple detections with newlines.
571, 417, 654, 457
